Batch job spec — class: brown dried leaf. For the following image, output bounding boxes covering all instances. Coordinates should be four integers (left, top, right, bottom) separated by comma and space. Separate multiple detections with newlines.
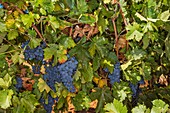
73, 25, 84, 38
159, 74, 168, 86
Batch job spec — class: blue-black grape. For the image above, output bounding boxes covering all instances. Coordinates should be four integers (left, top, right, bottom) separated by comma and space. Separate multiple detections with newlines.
57, 57, 78, 92
32, 65, 41, 74
22, 41, 45, 62
39, 94, 55, 113
108, 62, 120, 85
15, 77, 23, 90
42, 56, 78, 92
74, 37, 81, 43
129, 78, 145, 98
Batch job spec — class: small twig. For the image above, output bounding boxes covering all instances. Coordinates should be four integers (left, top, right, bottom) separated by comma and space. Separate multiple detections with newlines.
117, 2, 129, 51
112, 17, 119, 57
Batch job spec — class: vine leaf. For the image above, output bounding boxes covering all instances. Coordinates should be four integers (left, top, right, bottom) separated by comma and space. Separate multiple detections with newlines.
21, 12, 34, 28
132, 104, 147, 113
0, 73, 12, 89
90, 87, 113, 113
81, 63, 93, 82
37, 78, 51, 93
48, 15, 59, 31
151, 99, 169, 113
0, 89, 14, 109
8, 30, 18, 40
57, 36, 76, 49
160, 10, 170, 21
0, 22, 7, 32
104, 99, 128, 113
44, 44, 67, 65
29, 38, 41, 49
88, 36, 108, 58
79, 14, 96, 24
126, 22, 143, 42
0, 45, 9, 53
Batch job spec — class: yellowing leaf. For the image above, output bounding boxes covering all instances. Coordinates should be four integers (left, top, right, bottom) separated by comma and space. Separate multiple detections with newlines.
6, 19, 15, 28
0, 89, 14, 109
103, 0, 111, 4
98, 79, 107, 88
38, 78, 51, 93
121, 60, 132, 71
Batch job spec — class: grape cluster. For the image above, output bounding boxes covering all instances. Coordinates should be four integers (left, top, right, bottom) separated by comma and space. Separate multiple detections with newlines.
22, 40, 46, 62
32, 65, 41, 74
15, 77, 23, 91
43, 57, 78, 92
39, 94, 57, 113
57, 57, 78, 92
108, 62, 120, 85
129, 79, 145, 98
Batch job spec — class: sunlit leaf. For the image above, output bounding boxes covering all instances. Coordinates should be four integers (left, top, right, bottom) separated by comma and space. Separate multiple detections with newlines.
37, 78, 51, 93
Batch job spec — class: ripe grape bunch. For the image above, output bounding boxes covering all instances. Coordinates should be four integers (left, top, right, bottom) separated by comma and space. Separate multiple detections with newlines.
108, 62, 121, 85
39, 94, 57, 113
43, 56, 78, 92
41, 57, 78, 112
21, 40, 46, 62
57, 57, 78, 92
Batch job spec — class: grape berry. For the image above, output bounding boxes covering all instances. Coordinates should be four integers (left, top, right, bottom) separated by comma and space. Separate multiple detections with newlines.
108, 62, 121, 85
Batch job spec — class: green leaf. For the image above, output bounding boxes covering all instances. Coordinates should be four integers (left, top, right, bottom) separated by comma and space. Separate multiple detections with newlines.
79, 14, 96, 24
121, 60, 132, 71
126, 22, 144, 42
132, 104, 147, 113
135, 12, 147, 22
93, 55, 101, 71
37, 78, 51, 93
81, 63, 93, 82
21, 12, 34, 28
8, 30, 18, 40
11, 52, 19, 64
0, 45, 9, 53
29, 38, 41, 49
112, 82, 131, 102
0, 89, 14, 109
88, 37, 108, 58
160, 10, 170, 21
57, 97, 66, 109
165, 38, 170, 61
142, 35, 150, 49
90, 87, 113, 113
0, 73, 13, 89
48, 15, 59, 30
151, 99, 169, 113
131, 48, 146, 60
104, 99, 128, 113
20, 91, 39, 113
57, 36, 76, 49
72, 91, 91, 111
0, 22, 7, 32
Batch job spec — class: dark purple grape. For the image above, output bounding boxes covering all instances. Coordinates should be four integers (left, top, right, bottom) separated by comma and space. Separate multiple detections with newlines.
15, 77, 23, 90
108, 62, 120, 85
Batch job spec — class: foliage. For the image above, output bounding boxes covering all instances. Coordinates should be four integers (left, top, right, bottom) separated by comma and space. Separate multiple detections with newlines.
0, 0, 170, 112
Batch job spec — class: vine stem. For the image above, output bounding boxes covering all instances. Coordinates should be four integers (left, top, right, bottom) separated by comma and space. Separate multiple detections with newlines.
112, 17, 119, 57
117, 2, 129, 50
